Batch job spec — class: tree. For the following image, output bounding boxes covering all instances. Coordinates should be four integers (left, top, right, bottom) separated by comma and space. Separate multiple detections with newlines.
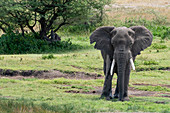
0, 0, 111, 39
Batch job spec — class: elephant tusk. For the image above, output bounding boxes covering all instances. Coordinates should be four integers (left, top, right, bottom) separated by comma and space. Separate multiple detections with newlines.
130, 58, 135, 70
110, 59, 115, 75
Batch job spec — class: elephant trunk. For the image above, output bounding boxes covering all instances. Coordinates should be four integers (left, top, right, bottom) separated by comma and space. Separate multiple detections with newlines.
116, 52, 127, 101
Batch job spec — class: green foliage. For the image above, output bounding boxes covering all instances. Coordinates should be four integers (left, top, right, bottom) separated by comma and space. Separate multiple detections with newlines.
0, 32, 82, 54
144, 60, 159, 65
151, 43, 167, 49
60, 23, 101, 34
42, 54, 56, 60
0, 0, 111, 38
151, 26, 170, 40
113, 18, 170, 40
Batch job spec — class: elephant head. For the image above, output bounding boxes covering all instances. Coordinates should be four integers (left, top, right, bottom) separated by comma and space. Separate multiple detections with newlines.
90, 26, 153, 101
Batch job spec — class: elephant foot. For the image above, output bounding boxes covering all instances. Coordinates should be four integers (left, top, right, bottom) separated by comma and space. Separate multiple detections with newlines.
106, 96, 112, 100
100, 95, 112, 100
118, 99, 124, 101
118, 96, 130, 101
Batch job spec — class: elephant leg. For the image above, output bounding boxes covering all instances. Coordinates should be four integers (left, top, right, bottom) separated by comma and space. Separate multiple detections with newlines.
124, 63, 131, 101
101, 74, 113, 100
101, 55, 113, 100
113, 78, 119, 98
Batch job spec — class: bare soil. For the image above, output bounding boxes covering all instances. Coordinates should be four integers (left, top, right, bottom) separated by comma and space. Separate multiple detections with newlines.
0, 69, 103, 80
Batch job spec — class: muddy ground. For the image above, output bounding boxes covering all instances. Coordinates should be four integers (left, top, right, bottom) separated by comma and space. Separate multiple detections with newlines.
0, 69, 102, 79
0, 69, 169, 99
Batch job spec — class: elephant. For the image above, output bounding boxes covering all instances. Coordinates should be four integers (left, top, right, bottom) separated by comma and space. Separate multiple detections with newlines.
90, 26, 153, 101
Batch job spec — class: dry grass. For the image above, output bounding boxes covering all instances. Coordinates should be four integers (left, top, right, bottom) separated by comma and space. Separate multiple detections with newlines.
106, 0, 170, 22
115, 0, 169, 5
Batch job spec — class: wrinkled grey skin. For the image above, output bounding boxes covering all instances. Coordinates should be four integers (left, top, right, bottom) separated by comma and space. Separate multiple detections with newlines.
90, 26, 153, 101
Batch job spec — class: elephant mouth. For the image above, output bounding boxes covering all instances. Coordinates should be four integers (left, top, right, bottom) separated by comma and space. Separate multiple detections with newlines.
110, 57, 135, 75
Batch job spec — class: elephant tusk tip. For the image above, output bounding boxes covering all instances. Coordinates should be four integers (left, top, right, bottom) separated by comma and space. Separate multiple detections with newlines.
130, 58, 135, 70
110, 59, 115, 75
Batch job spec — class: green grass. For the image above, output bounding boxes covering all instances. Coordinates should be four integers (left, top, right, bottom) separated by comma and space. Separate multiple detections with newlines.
0, 78, 169, 113
0, 39, 169, 73
0, 27, 169, 112
0, 5, 170, 112
134, 85, 170, 92
0, 34, 169, 113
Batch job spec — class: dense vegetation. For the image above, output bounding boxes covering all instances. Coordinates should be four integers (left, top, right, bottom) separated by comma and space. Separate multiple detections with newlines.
0, 0, 110, 39
0, 18, 169, 54
0, 0, 169, 113
0, 32, 87, 54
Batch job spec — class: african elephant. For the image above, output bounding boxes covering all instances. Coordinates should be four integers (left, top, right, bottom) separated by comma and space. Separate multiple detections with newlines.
90, 26, 153, 101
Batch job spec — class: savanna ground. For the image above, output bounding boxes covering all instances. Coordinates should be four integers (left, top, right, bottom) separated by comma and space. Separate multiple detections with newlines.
0, 0, 170, 112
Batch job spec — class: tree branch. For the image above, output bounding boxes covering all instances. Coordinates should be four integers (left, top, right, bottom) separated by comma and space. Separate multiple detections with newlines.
26, 20, 36, 34
0, 24, 7, 33
54, 22, 68, 33
0, 20, 10, 27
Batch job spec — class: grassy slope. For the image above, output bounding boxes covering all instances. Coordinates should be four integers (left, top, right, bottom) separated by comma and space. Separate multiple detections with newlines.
0, 0, 170, 112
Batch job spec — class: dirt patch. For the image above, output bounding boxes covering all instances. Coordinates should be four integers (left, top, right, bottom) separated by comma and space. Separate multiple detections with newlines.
0, 69, 103, 80
65, 90, 80, 93
154, 101, 166, 104
64, 87, 170, 98
136, 67, 170, 72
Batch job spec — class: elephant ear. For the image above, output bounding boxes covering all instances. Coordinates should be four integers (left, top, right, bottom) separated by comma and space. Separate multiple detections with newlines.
130, 26, 153, 57
90, 26, 115, 55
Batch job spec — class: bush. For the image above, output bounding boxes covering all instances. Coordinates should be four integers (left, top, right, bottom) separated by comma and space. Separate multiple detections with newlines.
0, 32, 75, 54
144, 60, 159, 65
42, 54, 56, 60
115, 18, 170, 40
151, 43, 167, 49
151, 26, 170, 40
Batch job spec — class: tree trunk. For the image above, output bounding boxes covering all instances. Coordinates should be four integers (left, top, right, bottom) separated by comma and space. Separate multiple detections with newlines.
39, 17, 47, 39
19, 24, 25, 37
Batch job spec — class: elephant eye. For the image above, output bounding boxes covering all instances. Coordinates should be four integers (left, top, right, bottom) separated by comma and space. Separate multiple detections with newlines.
128, 31, 135, 37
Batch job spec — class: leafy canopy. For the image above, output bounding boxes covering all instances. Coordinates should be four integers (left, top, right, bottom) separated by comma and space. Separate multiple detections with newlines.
0, 0, 111, 38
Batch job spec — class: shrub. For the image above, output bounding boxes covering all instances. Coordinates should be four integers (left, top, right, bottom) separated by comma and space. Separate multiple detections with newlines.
151, 26, 170, 40
151, 43, 167, 49
115, 18, 170, 40
144, 60, 159, 65
42, 54, 56, 60
0, 32, 75, 54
